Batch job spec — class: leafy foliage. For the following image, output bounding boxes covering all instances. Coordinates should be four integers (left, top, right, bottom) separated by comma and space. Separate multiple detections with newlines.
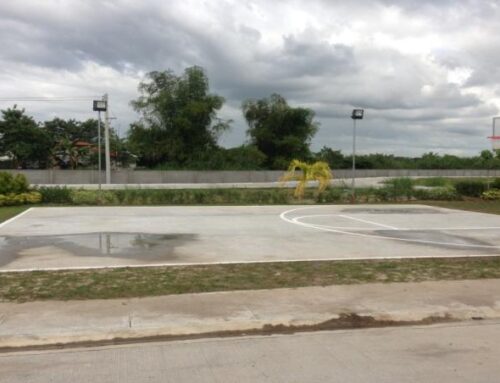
0, 172, 40, 206
481, 189, 500, 200
0, 172, 30, 194
243, 94, 318, 169
281, 160, 332, 199
454, 180, 487, 197
0, 107, 52, 168
0, 192, 41, 206
37, 186, 73, 204
129, 66, 230, 167
314, 149, 500, 170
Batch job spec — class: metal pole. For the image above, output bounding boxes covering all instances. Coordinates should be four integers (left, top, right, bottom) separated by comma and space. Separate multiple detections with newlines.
97, 110, 102, 191
351, 118, 356, 202
103, 94, 111, 184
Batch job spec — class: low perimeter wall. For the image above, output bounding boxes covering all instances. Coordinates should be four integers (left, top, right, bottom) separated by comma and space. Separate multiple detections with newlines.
3, 169, 500, 185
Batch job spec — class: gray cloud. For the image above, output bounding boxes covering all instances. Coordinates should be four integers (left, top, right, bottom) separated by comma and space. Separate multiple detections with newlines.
0, 0, 498, 156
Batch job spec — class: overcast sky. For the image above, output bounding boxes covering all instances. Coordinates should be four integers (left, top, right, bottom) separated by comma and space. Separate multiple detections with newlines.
0, 0, 499, 156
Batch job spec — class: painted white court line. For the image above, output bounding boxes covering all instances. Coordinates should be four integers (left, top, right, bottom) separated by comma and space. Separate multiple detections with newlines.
0, 208, 33, 230
292, 216, 500, 232
338, 214, 400, 230
280, 207, 500, 250
292, 213, 398, 229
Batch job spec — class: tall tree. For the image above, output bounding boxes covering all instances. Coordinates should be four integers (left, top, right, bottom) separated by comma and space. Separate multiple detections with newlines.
0, 106, 51, 168
242, 94, 318, 169
129, 66, 230, 167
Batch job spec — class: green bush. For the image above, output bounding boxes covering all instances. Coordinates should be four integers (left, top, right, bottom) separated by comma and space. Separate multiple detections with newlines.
38, 186, 73, 204
70, 190, 118, 205
0, 172, 30, 194
454, 180, 487, 197
0, 191, 42, 206
376, 178, 414, 201
491, 178, 500, 190
315, 187, 345, 203
481, 189, 500, 200
413, 187, 460, 201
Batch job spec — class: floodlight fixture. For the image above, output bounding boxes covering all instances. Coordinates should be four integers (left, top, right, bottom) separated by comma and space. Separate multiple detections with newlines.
351, 109, 364, 120
93, 100, 107, 112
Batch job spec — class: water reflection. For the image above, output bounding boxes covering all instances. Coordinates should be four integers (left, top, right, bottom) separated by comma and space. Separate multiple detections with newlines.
0, 232, 197, 266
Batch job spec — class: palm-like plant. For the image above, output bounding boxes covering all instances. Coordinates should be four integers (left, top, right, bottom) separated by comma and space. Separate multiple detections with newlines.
281, 160, 332, 199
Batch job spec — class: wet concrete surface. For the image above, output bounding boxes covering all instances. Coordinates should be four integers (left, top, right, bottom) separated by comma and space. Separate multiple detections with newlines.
0, 233, 197, 267
1, 205, 500, 270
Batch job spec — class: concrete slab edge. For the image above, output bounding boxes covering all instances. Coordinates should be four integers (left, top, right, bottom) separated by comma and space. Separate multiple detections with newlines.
1, 306, 498, 352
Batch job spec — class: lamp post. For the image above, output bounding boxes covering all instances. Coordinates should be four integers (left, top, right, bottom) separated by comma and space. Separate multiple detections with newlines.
93, 99, 107, 190
351, 109, 364, 202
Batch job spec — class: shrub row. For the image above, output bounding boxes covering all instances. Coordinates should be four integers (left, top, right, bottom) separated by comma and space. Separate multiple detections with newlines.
0, 192, 42, 206
31, 177, 500, 206
38, 187, 293, 205
36, 183, 466, 206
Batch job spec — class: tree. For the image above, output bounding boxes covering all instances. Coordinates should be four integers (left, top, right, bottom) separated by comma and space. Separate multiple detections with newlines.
316, 147, 346, 169
242, 94, 318, 169
281, 160, 332, 199
43, 117, 123, 169
0, 106, 51, 168
129, 66, 230, 167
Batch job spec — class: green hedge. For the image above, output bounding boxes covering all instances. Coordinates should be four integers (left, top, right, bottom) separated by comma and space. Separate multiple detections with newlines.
0, 192, 42, 206
454, 180, 487, 197
37, 186, 73, 204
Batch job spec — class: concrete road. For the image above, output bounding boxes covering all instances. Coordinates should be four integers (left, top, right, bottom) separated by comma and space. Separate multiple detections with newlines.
1, 321, 499, 383
2, 205, 500, 271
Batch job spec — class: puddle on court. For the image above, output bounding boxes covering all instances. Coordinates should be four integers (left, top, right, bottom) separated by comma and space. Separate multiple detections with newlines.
341, 207, 444, 214
0, 232, 197, 266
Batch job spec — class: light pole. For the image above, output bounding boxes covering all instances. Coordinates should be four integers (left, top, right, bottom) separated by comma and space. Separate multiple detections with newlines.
351, 109, 364, 203
93, 99, 107, 190
103, 94, 111, 184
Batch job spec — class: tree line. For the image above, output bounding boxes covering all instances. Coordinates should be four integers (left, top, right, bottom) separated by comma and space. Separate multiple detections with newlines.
1, 65, 499, 170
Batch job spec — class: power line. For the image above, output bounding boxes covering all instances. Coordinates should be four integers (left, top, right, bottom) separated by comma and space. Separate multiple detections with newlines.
0, 96, 101, 102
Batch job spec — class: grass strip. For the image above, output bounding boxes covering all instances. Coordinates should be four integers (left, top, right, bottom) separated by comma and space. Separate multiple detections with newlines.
2, 257, 500, 302
423, 200, 500, 215
0, 206, 28, 223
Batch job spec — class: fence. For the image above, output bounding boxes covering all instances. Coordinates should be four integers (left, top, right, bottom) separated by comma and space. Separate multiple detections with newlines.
3, 169, 500, 185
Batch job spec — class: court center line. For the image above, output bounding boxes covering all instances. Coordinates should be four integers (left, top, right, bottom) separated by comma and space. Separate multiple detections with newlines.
337, 214, 400, 230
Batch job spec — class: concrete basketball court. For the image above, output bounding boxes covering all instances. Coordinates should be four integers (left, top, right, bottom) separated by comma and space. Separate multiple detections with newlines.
1, 204, 500, 271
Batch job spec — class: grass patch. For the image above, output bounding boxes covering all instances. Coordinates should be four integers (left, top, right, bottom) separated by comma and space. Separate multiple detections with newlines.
0, 206, 28, 223
2, 257, 500, 302
423, 199, 500, 215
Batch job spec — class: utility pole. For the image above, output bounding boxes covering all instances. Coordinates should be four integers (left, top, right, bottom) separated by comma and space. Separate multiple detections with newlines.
351, 118, 357, 202
350, 109, 364, 203
97, 111, 102, 190
103, 94, 111, 184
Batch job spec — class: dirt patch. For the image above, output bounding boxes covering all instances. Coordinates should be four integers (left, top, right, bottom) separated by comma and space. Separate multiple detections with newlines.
0, 313, 456, 354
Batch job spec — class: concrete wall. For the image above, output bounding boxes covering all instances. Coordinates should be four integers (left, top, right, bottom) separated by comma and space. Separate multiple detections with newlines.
4, 169, 500, 184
